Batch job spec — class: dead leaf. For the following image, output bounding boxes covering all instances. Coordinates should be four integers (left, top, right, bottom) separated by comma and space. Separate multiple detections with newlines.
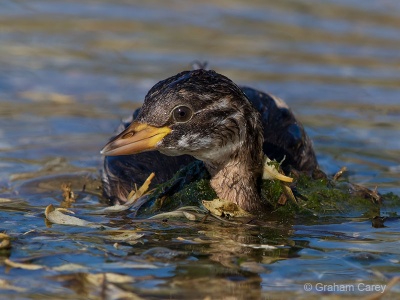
149, 206, 206, 220
44, 204, 105, 228
182, 211, 196, 221
4, 258, 46, 270
52, 263, 88, 272
149, 211, 191, 220
333, 166, 347, 181
98, 230, 144, 245
281, 182, 297, 204
262, 156, 293, 182
60, 183, 76, 208
277, 193, 287, 205
0, 233, 11, 250
202, 199, 253, 218
90, 172, 154, 214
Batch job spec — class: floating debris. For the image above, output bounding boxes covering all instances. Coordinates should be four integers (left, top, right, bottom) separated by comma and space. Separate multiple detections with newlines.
135, 160, 389, 220
4, 258, 46, 271
262, 156, 293, 182
149, 206, 206, 221
44, 204, 105, 229
372, 216, 386, 228
94, 230, 144, 245
91, 172, 154, 214
60, 183, 76, 208
202, 198, 253, 218
0, 233, 11, 251
333, 166, 347, 181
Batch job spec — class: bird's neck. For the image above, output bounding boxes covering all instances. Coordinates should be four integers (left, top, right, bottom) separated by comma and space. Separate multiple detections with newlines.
205, 153, 264, 213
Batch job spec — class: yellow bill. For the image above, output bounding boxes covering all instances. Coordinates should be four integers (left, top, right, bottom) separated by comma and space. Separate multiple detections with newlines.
101, 122, 171, 156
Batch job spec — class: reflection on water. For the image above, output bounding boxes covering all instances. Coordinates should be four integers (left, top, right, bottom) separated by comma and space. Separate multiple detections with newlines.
1, 0, 400, 298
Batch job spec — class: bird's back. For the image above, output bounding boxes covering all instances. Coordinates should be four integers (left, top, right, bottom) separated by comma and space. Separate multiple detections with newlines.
241, 87, 318, 173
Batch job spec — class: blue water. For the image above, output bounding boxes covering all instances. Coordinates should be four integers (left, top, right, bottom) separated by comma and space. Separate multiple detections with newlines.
0, 0, 400, 298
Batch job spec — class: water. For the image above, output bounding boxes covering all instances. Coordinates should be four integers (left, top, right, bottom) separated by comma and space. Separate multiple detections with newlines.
1, 0, 400, 298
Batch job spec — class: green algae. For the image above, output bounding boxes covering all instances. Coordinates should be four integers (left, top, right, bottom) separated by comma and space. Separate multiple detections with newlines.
261, 174, 381, 220
135, 161, 399, 221
146, 179, 216, 215
136, 161, 216, 216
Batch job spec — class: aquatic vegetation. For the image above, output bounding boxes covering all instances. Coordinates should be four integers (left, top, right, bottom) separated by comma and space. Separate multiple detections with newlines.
125, 160, 399, 222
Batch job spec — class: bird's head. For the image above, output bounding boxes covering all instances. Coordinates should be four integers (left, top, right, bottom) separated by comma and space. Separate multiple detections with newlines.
101, 69, 263, 167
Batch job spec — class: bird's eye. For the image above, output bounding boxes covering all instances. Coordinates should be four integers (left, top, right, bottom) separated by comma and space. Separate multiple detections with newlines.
172, 105, 193, 123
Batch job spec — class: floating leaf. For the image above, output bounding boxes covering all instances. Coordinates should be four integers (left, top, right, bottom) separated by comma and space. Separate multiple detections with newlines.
182, 211, 196, 221
97, 230, 144, 245
0, 233, 11, 250
91, 172, 154, 214
202, 199, 253, 218
149, 211, 188, 220
44, 204, 105, 228
173, 237, 208, 244
52, 263, 89, 272
149, 206, 206, 220
90, 203, 133, 214
60, 183, 77, 208
4, 258, 46, 270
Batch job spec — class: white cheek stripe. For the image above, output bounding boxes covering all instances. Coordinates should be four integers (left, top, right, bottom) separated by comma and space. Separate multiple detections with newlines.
177, 134, 191, 148
177, 133, 212, 150
194, 96, 232, 115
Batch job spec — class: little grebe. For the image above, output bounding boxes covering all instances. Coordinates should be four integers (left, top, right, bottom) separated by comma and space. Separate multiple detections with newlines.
101, 69, 320, 212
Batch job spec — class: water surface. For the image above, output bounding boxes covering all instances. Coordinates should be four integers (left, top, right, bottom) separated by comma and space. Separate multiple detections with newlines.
1, 0, 400, 299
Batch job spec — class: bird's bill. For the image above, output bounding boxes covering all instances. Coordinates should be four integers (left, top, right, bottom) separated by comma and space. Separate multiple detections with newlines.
101, 122, 171, 156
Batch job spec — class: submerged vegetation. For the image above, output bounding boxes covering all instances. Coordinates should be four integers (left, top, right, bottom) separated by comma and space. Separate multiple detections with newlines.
6, 159, 396, 299
39, 159, 394, 228
120, 160, 399, 223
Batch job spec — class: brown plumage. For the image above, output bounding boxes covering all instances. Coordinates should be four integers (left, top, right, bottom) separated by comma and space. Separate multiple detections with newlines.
101, 69, 320, 212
